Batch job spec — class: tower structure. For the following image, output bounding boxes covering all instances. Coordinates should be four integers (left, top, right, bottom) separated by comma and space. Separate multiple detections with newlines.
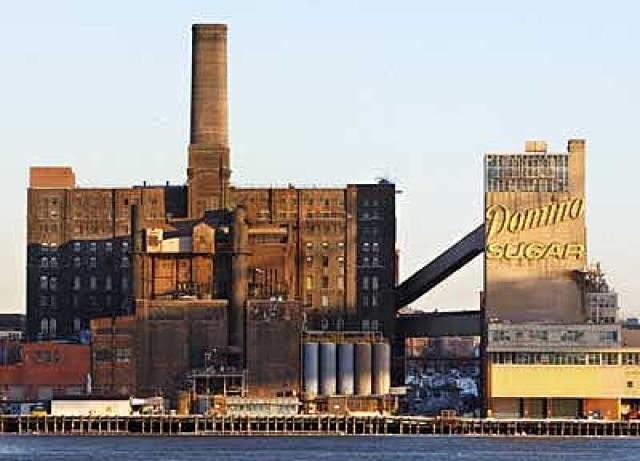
188, 24, 231, 217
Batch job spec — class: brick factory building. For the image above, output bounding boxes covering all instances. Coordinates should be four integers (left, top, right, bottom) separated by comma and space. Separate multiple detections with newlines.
26, 24, 397, 402
0, 342, 90, 402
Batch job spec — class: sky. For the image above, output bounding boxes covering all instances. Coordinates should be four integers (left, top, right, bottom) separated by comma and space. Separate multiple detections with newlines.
0, 1, 638, 315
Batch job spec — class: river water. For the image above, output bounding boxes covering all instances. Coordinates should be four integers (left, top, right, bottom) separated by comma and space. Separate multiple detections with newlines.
1, 435, 639, 460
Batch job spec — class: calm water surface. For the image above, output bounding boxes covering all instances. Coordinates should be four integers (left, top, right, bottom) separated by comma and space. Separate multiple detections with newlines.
1, 436, 640, 460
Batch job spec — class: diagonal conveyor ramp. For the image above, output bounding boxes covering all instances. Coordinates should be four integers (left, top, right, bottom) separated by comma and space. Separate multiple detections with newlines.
394, 224, 485, 310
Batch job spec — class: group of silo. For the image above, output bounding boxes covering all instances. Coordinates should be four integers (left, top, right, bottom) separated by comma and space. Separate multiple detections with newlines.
303, 341, 391, 398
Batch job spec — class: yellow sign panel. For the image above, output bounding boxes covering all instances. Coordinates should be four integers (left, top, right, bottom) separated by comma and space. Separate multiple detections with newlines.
486, 197, 584, 239
486, 242, 584, 261
485, 197, 584, 261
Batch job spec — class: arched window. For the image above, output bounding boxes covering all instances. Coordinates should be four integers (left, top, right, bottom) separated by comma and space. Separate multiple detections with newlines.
49, 318, 57, 336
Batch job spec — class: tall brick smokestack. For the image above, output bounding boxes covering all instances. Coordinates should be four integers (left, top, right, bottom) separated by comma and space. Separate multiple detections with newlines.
187, 24, 231, 217
190, 24, 228, 146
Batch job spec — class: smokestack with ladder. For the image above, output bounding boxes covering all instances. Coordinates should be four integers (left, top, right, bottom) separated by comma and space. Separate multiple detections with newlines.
187, 24, 231, 218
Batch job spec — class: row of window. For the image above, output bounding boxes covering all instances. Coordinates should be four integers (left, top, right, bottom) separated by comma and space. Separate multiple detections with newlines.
38, 241, 129, 254
303, 211, 345, 219
38, 243, 58, 253
257, 209, 348, 219
359, 211, 384, 220
38, 295, 57, 308
360, 228, 382, 238
360, 242, 381, 253
39, 276, 57, 291
305, 255, 344, 270
240, 196, 346, 207
361, 276, 379, 291
305, 275, 345, 291
303, 198, 344, 207
39, 317, 85, 336
94, 347, 131, 363
317, 318, 381, 331
38, 291, 128, 308
360, 256, 382, 267
361, 293, 379, 308
490, 352, 623, 366
71, 241, 128, 253
304, 293, 330, 308
71, 275, 129, 292
486, 178, 568, 193
39, 318, 60, 336
486, 153, 568, 169
305, 241, 344, 250
40, 255, 129, 270
489, 329, 619, 344
486, 154, 568, 193
38, 257, 59, 269
487, 165, 568, 179
587, 314, 617, 324
303, 222, 345, 233
276, 210, 344, 220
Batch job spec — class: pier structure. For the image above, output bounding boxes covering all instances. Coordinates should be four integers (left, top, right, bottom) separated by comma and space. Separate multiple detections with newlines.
3, 415, 640, 437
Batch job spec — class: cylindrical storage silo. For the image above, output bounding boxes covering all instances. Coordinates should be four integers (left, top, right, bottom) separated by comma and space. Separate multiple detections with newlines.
337, 342, 355, 395
372, 342, 391, 395
355, 342, 372, 395
303, 342, 319, 397
319, 342, 337, 396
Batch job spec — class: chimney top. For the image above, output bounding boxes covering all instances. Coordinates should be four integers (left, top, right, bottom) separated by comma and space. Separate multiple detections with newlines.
568, 139, 586, 152
192, 24, 227, 37
524, 140, 547, 153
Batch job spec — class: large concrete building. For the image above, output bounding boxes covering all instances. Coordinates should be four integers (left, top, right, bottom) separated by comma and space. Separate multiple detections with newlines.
484, 139, 586, 323
26, 24, 397, 401
484, 140, 640, 419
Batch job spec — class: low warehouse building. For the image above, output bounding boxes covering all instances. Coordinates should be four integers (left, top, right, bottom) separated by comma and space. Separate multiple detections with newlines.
50, 398, 131, 416
0, 342, 89, 401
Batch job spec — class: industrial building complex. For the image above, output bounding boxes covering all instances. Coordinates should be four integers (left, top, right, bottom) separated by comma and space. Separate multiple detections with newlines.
2, 23, 638, 422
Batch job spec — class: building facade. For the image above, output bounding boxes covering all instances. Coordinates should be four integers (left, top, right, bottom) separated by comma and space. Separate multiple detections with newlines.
26, 24, 397, 344
484, 139, 586, 323
24, 24, 398, 404
484, 140, 635, 419
0, 342, 90, 402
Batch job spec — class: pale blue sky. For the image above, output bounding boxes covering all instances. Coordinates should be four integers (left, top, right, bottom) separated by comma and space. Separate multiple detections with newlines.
1, 1, 638, 315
